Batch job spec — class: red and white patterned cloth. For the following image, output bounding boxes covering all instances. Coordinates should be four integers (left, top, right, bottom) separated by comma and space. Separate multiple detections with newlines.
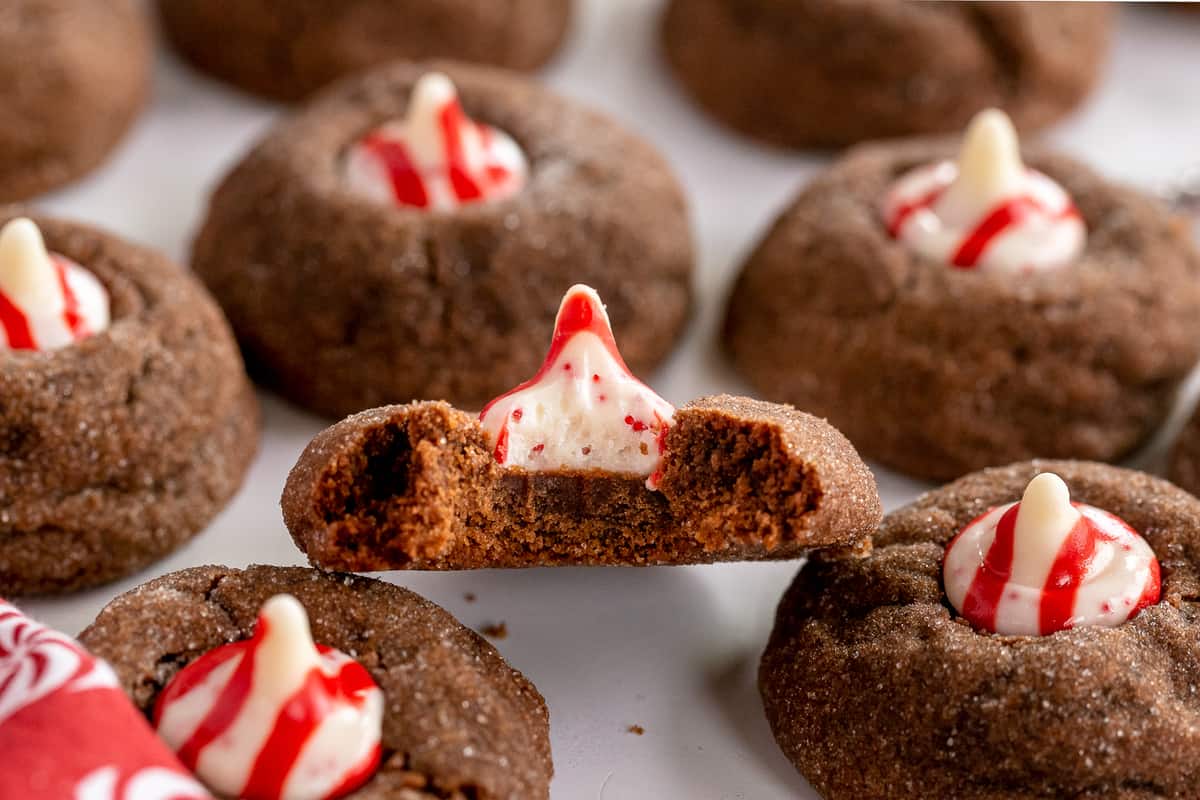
479, 284, 675, 490
343, 72, 527, 211
154, 595, 383, 800
0, 599, 212, 800
943, 473, 1161, 636
0, 218, 109, 351
881, 109, 1086, 275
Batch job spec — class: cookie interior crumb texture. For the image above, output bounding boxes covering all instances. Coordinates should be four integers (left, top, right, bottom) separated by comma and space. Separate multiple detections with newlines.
760, 460, 1200, 800
80, 565, 553, 800
281, 395, 881, 570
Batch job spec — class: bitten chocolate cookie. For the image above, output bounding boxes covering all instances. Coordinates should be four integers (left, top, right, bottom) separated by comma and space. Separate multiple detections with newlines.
158, 0, 572, 101
761, 460, 1197, 799
725, 110, 1200, 481
80, 565, 554, 800
192, 62, 693, 418
282, 285, 879, 570
661, 0, 1110, 148
0, 0, 151, 201
0, 211, 259, 596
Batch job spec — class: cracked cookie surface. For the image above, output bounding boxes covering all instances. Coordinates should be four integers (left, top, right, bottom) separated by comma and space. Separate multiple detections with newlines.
80, 564, 553, 800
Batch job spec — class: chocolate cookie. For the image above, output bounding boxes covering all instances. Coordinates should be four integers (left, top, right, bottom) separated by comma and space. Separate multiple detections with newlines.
158, 0, 572, 102
1169, 409, 1200, 498
724, 138, 1200, 481
0, 0, 151, 201
281, 395, 881, 570
80, 565, 553, 800
760, 460, 1200, 799
0, 210, 259, 596
191, 61, 693, 418
661, 0, 1111, 148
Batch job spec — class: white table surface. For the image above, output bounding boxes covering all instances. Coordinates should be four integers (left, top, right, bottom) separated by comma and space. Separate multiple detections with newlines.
21, 2, 1200, 798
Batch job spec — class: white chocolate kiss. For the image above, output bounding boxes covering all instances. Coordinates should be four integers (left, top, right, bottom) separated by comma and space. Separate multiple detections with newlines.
881, 109, 1086, 274
342, 72, 528, 210
478, 284, 675, 489
943, 473, 1160, 636
0, 218, 109, 350
156, 595, 383, 800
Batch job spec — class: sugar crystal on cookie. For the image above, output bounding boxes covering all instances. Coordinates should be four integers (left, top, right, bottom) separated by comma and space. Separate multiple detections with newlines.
154, 594, 383, 800
0, 217, 109, 350
943, 472, 1160, 635
479, 284, 675, 489
343, 72, 527, 210
881, 109, 1086, 274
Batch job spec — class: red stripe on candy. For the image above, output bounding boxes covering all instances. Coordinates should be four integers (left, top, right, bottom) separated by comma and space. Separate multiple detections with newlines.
54, 258, 88, 339
886, 184, 946, 238
479, 288, 637, 419
950, 198, 1037, 268
363, 133, 430, 209
0, 290, 35, 349
960, 504, 1019, 632
1038, 515, 1099, 635
440, 99, 484, 203
172, 626, 263, 770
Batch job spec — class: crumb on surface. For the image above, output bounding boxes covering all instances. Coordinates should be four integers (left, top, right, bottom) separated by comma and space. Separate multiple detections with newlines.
480, 621, 508, 639
464, 592, 477, 603
627, 724, 645, 735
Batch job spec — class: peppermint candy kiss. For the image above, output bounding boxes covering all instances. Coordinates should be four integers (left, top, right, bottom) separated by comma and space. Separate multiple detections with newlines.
343, 72, 528, 210
154, 595, 383, 800
0, 217, 110, 350
881, 109, 1086, 274
479, 284, 675, 490
943, 473, 1161, 636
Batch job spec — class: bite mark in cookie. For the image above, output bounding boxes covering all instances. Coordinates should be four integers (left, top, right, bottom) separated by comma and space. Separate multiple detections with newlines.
281, 286, 880, 570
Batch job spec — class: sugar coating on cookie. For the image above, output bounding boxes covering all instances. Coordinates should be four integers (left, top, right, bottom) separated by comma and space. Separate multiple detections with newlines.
881, 109, 1086, 274
342, 72, 527, 210
479, 284, 675, 489
154, 595, 383, 800
943, 472, 1160, 636
0, 600, 213, 800
0, 217, 109, 350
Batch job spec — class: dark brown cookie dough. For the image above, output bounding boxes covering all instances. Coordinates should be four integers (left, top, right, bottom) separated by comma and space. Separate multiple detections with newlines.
724, 140, 1200, 481
192, 61, 693, 418
0, 210, 259, 596
80, 565, 553, 800
281, 395, 881, 570
760, 459, 1200, 800
158, 0, 572, 102
661, 0, 1111, 149
1169, 409, 1200, 498
0, 0, 151, 201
